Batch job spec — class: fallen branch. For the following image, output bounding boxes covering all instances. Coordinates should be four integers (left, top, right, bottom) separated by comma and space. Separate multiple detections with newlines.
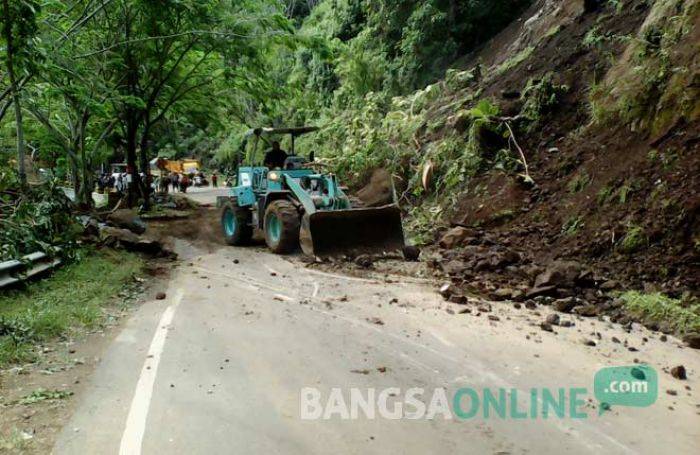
502, 120, 534, 185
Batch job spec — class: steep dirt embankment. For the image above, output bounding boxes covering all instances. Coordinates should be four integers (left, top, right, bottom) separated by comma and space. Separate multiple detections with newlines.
405, 0, 699, 303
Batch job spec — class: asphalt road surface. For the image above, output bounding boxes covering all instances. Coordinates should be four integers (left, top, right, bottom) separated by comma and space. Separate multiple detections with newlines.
54, 188, 700, 454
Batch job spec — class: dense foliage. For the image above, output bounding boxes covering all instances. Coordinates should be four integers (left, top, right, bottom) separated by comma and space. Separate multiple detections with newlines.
0, 168, 79, 261
1, 0, 533, 254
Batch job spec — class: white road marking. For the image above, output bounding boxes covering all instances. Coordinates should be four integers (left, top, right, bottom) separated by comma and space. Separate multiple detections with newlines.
304, 268, 380, 283
119, 290, 183, 455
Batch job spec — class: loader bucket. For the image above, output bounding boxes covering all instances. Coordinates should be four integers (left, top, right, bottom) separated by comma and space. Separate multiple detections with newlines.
300, 205, 405, 257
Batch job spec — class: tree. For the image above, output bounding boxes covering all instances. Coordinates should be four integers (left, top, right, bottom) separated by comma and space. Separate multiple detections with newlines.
1, 0, 39, 186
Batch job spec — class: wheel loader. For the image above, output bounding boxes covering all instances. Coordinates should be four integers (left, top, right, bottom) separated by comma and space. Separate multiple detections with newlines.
219, 126, 405, 256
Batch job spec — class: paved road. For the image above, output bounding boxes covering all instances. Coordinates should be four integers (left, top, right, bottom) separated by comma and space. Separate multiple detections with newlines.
53, 189, 700, 454
174, 185, 229, 205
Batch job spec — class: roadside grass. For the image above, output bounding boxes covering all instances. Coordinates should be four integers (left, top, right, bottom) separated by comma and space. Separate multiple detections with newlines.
620, 291, 700, 335
0, 249, 143, 367
0, 428, 31, 454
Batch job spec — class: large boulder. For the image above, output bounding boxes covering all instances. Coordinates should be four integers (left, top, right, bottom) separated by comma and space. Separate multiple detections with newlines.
99, 226, 165, 255
534, 260, 582, 288
683, 333, 700, 349
106, 209, 147, 234
442, 260, 468, 276
356, 169, 395, 207
439, 226, 471, 249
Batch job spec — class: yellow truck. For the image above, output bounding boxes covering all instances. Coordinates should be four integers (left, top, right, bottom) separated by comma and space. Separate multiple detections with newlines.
151, 158, 200, 174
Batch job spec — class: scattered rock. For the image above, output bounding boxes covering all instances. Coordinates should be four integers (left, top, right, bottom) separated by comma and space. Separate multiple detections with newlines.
351, 369, 370, 375
611, 336, 621, 343
488, 315, 500, 322
377, 366, 387, 373
682, 333, 700, 349
448, 294, 468, 304
559, 320, 573, 328
443, 260, 468, 275
540, 322, 554, 332
355, 255, 374, 268
574, 304, 600, 317
526, 285, 558, 299
581, 338, 597, 347
545, 313, 560, 325
402, 245, 421, 261
366, 317, 384, 325
553, 297, 577, 313
459, 308, 472, 314
492, 288, 514, 300
666, 389, 678, 396
599, 280, 620, 290
534, 260, 582, 288
439, 226, 471, 249
439, 283, 458, 298
670, 365, 687, 380
155, 292, 167, 300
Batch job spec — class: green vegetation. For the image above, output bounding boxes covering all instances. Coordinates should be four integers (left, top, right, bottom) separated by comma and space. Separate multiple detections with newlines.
619, 225, 646, 253
621, 291, 700, 335
0, 428, 31, 454
1, 1, 535, 239
567, 171, 591, 193
494, 46, 534, 75
597, 185, 614, 204
18, 388, 73, 405
616, 179, 642, 205
589, 0, 700, 134
0, 170, 80, 261
1, 0, 294, 208
520, 74, 569, 129
562, 216, 585, 236
0, 249, 143, 366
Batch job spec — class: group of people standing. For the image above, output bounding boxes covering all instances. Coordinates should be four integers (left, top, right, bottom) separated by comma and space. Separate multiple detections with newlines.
157, 172, 218, 194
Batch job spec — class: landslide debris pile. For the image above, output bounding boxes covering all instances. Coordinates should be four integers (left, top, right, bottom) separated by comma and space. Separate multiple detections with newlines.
307, 0, 698, 296
285, 0, 698, 340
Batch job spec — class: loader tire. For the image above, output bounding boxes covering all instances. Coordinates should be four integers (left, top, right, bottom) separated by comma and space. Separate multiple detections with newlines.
264, 199, 300, 254
221, 199, 252, 246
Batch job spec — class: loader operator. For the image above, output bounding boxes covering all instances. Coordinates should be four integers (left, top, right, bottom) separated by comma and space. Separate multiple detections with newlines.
263, 141, 288, 169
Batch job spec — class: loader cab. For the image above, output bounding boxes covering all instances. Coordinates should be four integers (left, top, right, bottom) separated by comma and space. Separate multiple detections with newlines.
233, 126, 319, 194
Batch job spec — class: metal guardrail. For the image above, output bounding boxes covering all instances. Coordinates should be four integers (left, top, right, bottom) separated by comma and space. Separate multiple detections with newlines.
0, 251, 62, 289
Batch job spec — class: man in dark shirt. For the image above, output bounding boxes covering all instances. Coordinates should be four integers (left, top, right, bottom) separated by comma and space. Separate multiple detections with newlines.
263, 141, 288, 169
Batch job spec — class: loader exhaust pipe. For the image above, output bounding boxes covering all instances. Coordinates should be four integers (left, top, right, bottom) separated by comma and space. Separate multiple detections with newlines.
300, 205, 405, 257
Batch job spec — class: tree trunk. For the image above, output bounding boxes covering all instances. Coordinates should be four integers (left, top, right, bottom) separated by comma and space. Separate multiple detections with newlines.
2, 0, 27, 186
139, 122, 150, 175
78, 118, 94, 210
138, 122, 152, 210
125, 114, 142, 208
68, 151, 81, 201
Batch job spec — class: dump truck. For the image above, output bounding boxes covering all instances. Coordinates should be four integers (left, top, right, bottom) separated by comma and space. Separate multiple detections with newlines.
219, 126, 405, 256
